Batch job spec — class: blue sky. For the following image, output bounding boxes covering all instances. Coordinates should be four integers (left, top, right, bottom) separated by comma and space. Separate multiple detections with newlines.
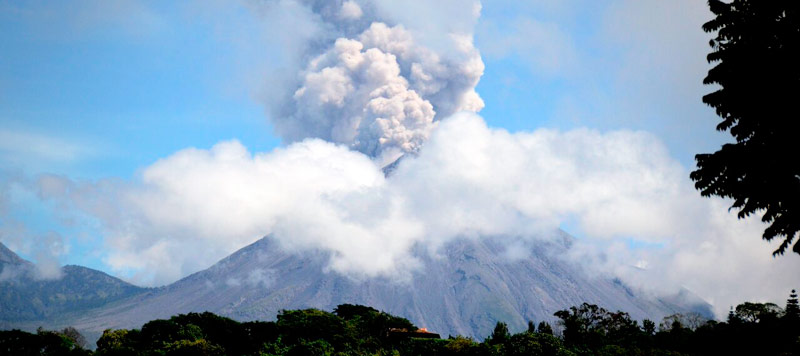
2, 1, 795, 314
1, 1, 722, 181
0, 1, 276, 180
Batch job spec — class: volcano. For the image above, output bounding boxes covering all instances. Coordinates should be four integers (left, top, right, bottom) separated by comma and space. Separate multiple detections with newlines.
34, 232, 713, 340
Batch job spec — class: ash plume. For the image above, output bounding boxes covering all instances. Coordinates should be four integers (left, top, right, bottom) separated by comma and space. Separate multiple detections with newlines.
264, 0, 484, 164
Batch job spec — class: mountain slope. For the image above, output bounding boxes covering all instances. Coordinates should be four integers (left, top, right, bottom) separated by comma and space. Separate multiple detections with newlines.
0, 242, 148, 324
69, 234, 710, 338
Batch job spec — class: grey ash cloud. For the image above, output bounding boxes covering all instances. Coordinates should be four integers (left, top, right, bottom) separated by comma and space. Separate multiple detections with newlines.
263, 0, 484, 164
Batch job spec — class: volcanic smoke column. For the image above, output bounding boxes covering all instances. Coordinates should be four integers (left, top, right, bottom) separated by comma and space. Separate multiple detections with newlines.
269, 1, 485, 165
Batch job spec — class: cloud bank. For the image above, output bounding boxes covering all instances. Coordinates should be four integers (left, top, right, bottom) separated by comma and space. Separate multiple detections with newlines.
34, 113, 800, 317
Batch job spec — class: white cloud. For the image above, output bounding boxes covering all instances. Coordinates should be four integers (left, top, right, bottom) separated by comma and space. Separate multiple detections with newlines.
30, 231, 67, 280
0, 227, 66, 281
32, 113, 800, 317
339, 1, 363, 20
0, 129, 93, 165
35, 139, 406, 285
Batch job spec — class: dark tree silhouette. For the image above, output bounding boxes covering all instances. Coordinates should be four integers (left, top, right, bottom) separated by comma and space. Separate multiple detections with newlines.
526, 320, 536, 334
642, 319, 656, 336
786, 289, 800, 320
59, 327, 87, 349
554, 303, 612, 349
537, 321, 554, 335
487, 321, 510, 346
734, 302, 783, 323
15, 303, 799, 356
690, 0, 800, 255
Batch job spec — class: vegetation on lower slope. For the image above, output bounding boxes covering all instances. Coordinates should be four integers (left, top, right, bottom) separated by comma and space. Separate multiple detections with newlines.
0, 327, 91, 356
2, 293, 799, 355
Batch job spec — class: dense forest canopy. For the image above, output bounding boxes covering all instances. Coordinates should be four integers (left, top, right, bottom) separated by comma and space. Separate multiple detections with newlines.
3, 294, 799, 356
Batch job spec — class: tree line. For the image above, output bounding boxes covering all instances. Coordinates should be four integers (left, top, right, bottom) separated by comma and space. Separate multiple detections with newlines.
2, 291, 799, 356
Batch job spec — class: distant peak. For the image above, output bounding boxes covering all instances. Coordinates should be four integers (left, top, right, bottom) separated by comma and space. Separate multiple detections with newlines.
0, 242, 26, 265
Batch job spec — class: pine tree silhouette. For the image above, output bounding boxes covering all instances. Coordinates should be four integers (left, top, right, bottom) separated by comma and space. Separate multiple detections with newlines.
785, 289, 799, 320
537, 321, 553, 335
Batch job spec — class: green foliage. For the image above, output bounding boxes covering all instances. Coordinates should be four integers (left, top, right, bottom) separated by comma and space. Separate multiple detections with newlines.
690, 0, 800, 255
487, 322, 510, 346
61, 327, 88, 349
8, 301, 800, 355
333, 302, 415, 346
554, 303, 629, 349
0, 328, 91, 356
165, 339, 224, 356
536, 322, 553, 335
734, 302, 783, 323
641, 319, 656, 336
658, 313, 709, 331
333, 304, 380, 320
445, 336, 481, 355
395, 337, 449, 356
259, 336, 290, 356
504, 332, 573, 356
140, 319, 183, 346
286, 339, 333, 356
276, 308, 354, 350
95, 329, 138, 356
95, 311, 279, 356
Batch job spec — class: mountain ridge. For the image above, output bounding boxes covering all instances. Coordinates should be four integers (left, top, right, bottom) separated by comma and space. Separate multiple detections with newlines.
59, 233, 711, 339
0, 242, 148, 326
0, 235, 712, 341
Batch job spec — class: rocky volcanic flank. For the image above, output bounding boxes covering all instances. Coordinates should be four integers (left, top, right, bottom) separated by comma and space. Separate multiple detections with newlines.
57, 233, 709, 339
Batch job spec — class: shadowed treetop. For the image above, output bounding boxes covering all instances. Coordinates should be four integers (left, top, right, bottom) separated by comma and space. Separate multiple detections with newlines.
691, 0, 800, 255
